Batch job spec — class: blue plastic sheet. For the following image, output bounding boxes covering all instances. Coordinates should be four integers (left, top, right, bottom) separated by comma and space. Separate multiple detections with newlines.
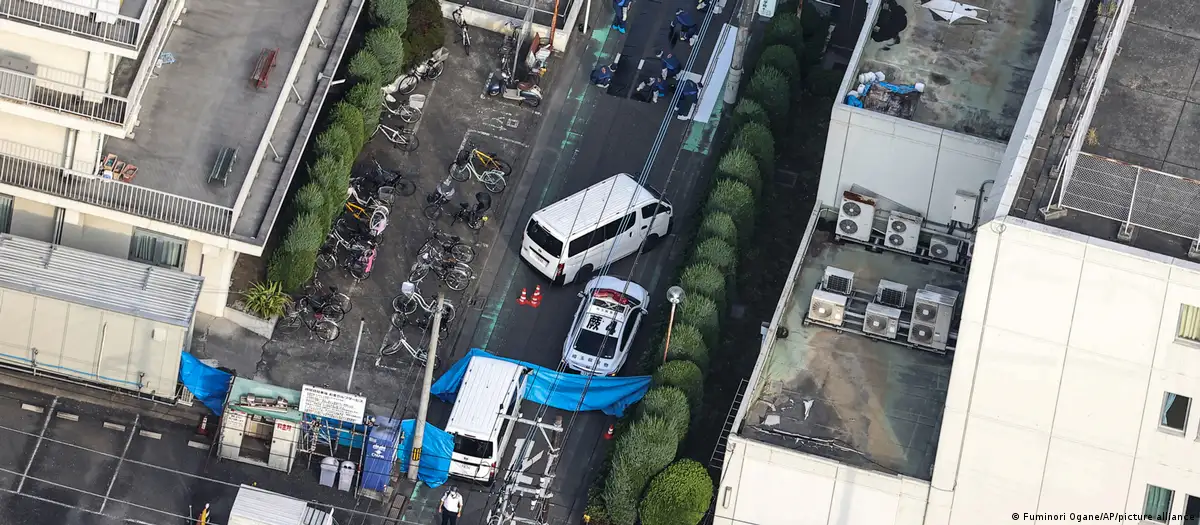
877, 81, 918, 95
430, 349, 651, 417
362, 417, 402, 492
178, 352, 232, 415
398, 419, 453, 488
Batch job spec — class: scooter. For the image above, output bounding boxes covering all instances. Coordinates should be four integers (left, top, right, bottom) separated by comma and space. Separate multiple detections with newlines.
485, 71, 543, 107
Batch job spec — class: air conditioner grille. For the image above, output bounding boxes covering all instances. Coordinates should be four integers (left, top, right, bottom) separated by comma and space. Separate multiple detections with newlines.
825, 275, 851, 295
888, 234, 905, 246
930, 242, 950, 259
890, 220, 907, 233
839, 219, 859, 235
910, 323, 934, 342
842, 201, 861, 217
914, 303, 938, 322
878, 288, 905, 308
865, 315, 888, 330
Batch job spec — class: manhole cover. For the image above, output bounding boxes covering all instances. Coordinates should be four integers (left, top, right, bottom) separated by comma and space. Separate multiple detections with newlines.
777, 169, 799, 188
730, 304, 747, 319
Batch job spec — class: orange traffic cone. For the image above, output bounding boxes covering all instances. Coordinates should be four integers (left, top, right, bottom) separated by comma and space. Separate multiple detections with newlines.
196, 415, 209, 436
517, 288, 529, 306
530, 285, 543, 308
603, 424, 614, 440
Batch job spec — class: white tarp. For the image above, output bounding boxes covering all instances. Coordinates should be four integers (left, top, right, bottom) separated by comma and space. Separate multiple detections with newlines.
228, 485, 331, 525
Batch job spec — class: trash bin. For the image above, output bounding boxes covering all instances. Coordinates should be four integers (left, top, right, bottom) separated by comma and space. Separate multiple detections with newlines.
320, 457, 339, 487
338, 460, 356, 492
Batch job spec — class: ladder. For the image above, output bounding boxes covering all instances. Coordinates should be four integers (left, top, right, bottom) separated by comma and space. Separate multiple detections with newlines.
709, 379, 749, 470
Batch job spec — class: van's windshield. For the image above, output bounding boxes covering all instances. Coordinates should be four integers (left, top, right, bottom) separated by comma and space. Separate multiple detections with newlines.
453, 434, 494, 459
526, 220, 563, 258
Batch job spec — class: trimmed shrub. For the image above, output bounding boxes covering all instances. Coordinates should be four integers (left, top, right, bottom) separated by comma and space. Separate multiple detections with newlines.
346, 82, 384, 134
705, 180, 755, 238
664, 324, 709, 369
677, 295, 719, 347
309, 155, 347, 190
764, 14, 801, 50
636, 387, 690, 439
717, 147, 762, 197
698, 212, 738, 246
404, 0, 445, 68
369, 0, 409, 33
365, 27, 406, 79
692, 237, 736, 276
732, 98, 769, 130
680, 263, 727, 308
347, 51, 384, 85
651, 360, 704, 414
734, 122, 775, 181
603, 417, 680, 525
639, 459, 713, 525
329, 103, 367, 154
315, 127, 355, 170
748, 67, 789, 131
308, 156, 349, 223
295, 183, 326, 215
759, 44, 800, 81
267, 212, 325, 293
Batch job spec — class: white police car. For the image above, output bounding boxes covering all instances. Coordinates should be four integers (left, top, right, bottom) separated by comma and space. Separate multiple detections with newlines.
562, 276, 649, 375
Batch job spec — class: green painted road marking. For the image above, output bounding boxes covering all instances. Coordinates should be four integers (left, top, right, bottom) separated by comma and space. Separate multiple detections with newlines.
682, 94, 724, 155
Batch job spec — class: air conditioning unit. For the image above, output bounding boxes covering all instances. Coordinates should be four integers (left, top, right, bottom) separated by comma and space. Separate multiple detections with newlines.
822, 267, 856, 295
808, 289, 848, 327
837, 192, 876, 243
875, 280, 908, 309
886, 211, 922, 253
928, 235, 962, 263
907, 287, 957, 350
862, 302, 902, 339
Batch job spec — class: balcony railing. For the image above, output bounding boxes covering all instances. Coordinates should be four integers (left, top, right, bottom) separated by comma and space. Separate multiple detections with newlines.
0, 138, 234, 236
0, 0, 145, 49
0, 64, 128, 126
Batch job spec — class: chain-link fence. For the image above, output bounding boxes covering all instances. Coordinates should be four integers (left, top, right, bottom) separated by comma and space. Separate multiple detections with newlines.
1059, 152, 1200, 240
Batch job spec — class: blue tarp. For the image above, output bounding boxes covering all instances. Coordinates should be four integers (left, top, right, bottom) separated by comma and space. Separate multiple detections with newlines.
305, 415, 368, 449
398, 419, 453, 488
178, 353, 232, 415
362, 416, 402, 492
877, 81, 919, 94
430, 349, 651, 417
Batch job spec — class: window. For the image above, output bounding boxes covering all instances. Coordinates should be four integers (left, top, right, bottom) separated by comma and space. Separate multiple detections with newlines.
1183, 495, 1200, 525
526, 220, 562, 258
0, 193, 11, 234
1160, 392, 1190, 433
640, 202, 662, 219
567, 213, 637, 257
129, 229, 186, 269
1144, 485, 1174, 523
1179, 305, 1200, 342
451, 434, 493, 459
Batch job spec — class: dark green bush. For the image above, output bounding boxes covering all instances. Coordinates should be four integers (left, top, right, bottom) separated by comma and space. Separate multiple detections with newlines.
369, 0, 408, 33
267, 212, 325, 293
664, 324, 709, 369
680, 263, 727, 308
295, 183, 326, 215
638, 459, 713, 525
748, 67, 789, 132
692, 237, 736, 276
315, 126, 355, 170
603, 417, 680, 525
759, 44, 800, 81
404, 0, 444, 68
698, 212, 738, 246
328, 102, 366, 154
764, 14, 801, 50
365, 27, 406, 79
717, 147, 762, 197
733, 123, 774, 181
651, 360, 704, 414
308, 155, 349, 223
347, 51, 384, 86
732, 98, 769, 130
677, 295, 719, 347
345, 82, 384, 134
636, 387, 690, 440
705, 180, 755, 237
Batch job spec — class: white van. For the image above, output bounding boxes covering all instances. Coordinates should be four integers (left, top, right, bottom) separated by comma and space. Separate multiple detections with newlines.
522, 173, 673, 285
445, 356, 528, 483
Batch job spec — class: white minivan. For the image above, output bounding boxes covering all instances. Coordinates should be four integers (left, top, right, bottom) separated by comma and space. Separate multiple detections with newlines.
445, 356, 529, 483
521, 173, 673, 285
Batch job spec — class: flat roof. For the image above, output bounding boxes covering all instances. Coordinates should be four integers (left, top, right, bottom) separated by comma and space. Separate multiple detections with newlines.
447, 357, 524, 439
737, 226, 963, 480
854, 0, 1052, 141
0, 233, 203, 327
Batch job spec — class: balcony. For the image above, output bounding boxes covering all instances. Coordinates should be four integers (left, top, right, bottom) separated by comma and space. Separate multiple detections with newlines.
0, 63, 128, 127
0, 0, 152, 51
0, 137, 234, 236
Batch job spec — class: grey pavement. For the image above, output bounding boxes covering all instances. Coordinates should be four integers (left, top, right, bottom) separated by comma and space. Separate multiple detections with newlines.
191, 313, 269, 379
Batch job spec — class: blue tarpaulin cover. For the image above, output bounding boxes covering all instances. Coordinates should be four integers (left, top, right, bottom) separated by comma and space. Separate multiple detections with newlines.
430, 349, 651, 417
398, 419, 453, 488
362, 416, 402, 492
178, 352, 232, 415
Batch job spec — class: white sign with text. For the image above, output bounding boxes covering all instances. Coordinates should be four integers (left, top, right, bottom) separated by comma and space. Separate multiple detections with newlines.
299, 385, 367, 423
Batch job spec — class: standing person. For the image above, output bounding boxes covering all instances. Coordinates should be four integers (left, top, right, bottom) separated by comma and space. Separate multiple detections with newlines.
675, 79, 702, 120
439, 486, 464, 525
657, 50, 682, 80
612, 0, 630, 34
670, 9, 698, 47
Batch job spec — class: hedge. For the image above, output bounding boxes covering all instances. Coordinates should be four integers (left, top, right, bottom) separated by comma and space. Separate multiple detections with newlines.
732, 98, 769, 130
650, 360, 704, 415
347, 50, 385, 85
364, 27, 406, 80
705, 180, 756, 240
369, 0, 409, 33
329, 103, 367, 154
636, 387, 691, 440
692, 237, 736, 276
603, 417, 680, 525
717, 147, 762, 198
677, 295, 719, 348
346, 82, 385, 135
295, 183, 326, 216
698, 212, 738, 246
405, 0, 445, 68
748, 66, 789, 132
639, 459, 713, 525
759, 44, 800, 82
315, 127, 355, 170
680, 262, 726, 311
268, 211, 325, 293
663, 324, 709, 369
732, 123, 775, 181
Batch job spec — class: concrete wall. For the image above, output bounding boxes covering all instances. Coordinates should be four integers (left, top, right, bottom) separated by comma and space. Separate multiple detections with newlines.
0, 287, 186, 396
818, 106, 1004, 225
714, 436, 931, 525
926, 217, 1200, 524
0, 30, 93, 80
0, 112, 70, 153
59, 209, 135, 260
8, 197, 55, 242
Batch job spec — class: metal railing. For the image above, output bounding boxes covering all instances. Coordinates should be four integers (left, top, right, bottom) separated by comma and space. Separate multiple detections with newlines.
0, 64, 128, 126
0, 0, 146, 49
1056, 153, 1200, 241
0, 139, 234, 235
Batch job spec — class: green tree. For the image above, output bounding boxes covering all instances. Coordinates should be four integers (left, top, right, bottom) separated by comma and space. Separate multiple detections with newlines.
651, 360, 704, 414
664, 324, 709, 369
680, 263, 727, 309
603, 417, 680, 525
733, 123, 774, 181
638, 459, 713, 525
347, 51, 384, 86
677, 295, 719, 347
692, 237, 736, 276
717, 147, 763, 197
637, 387, 690, 439
404, 0, 446, 68
705, 180, 756, 238
328, 102, 366, 154
759, 44, 800, 81
295, 183, 326, 215
732, 98, 769, 130
365, 27, 406, 79
748, 67, 789, 132
698, 212, 737, 246
267, 212, 325, 293
764, 14, 801, 50
345, 82, 384, 135
308, 155, 350, 224
315, 126, 355, 170
369, 0, 409, 33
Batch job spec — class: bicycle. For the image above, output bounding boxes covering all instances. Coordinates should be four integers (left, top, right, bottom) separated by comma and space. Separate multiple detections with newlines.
499, 22, 518, 75
450, 193, 491, 231
275, 299, 341, 342
374, 124, 419, 152
409, 251, 474, 291
344, 200, 389, 233
449, 146, 510, 193
452, 6, 471, 55
379, 330, 442, 369
383, 94, 424, 124
340, 243, 378, 281
396, 50, 449, 95
419, 229, 476, 263
360, 158, 417, 199
423, 176, 457, 221
301, 283, 353, 317
392, 281, 458, 319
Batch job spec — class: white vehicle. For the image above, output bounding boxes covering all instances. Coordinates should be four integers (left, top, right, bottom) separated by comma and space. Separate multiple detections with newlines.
444, 356, 529, 483
522, 174, 673, 285
562, 277, 650, 375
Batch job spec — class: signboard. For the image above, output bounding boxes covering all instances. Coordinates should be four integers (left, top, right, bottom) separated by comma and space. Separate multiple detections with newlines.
299, 385, 367, 423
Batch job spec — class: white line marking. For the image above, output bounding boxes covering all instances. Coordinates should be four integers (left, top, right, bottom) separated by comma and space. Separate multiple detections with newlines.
187, 441, 209, 450
138, 430, 162, 440
411, 80, 436, 134
55, 412, 78, 421
467, 129, 530, 148
638, 59, 645, 70
20, 404, 43, 414
103, 422, 126, 432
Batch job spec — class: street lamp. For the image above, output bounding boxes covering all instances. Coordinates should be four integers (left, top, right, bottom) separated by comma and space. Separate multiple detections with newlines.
662, 286, 686, 363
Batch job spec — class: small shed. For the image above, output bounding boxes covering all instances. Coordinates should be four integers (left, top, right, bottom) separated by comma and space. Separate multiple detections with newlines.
218, 377, 304, 472
0, 234, 203, 396
228, 485, 332, 525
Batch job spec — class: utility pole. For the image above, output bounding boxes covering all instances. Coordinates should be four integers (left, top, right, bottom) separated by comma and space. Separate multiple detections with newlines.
408, 294, 445, 481
347, 318, 366, 391
723, 0, 761, 104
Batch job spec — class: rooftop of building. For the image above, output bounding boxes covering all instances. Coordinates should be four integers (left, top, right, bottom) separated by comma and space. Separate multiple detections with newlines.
851, 0, 1052, 142
1010, 0, 1200, 263
736, 222, 964, 481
